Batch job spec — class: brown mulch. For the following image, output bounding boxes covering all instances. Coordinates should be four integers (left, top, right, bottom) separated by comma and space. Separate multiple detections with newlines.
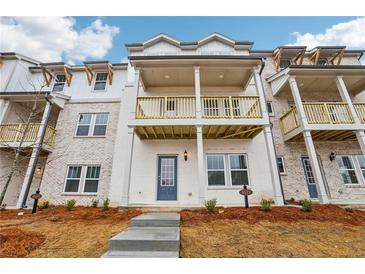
181, 205, 365, 226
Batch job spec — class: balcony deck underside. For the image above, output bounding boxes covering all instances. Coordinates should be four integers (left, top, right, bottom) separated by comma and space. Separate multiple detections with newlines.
135, 125, 263, 140
287, 129, 357, 142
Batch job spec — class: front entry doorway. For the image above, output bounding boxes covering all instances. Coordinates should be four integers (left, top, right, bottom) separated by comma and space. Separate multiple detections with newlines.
157, 156, 177, 201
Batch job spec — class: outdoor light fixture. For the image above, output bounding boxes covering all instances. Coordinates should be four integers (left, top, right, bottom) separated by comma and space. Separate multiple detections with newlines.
35, 166, 43, 177
184, 150, 188, 161
219, 74, 224, 79
329, 152, 336, 162
164, 75, 170, 79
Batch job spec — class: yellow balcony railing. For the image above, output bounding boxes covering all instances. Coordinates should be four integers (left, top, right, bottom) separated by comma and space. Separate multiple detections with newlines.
354, 103, 365, 123
201, 96, 262, 119
280, 107, 300, 135
303, 103, 354, 124
0, 123, 56, 146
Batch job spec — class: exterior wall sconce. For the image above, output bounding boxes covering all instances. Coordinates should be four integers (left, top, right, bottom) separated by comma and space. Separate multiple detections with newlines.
329, 152, 336, 162
35, 166, 43, 177
184, 150, 188, 161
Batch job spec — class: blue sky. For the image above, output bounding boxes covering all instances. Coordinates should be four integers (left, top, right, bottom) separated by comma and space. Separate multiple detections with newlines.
79, 16, 358, 61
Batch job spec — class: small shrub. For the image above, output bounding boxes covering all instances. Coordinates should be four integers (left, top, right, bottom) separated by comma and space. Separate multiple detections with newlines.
64, 199, 76, 211
204, 199, 217, 213
345, 207, 354, 213
260, 198, 272, 211
300, 199, 314, 212
102, 198, 110, 211
289, 197, 295, 204
39, 200, 50, 209
91, 199, 99, 208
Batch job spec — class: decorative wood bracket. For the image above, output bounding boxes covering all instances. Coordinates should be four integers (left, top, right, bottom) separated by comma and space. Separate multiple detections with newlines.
84, 64, 94, 86
273, 48, 283, 71
42, 67, 54, 87
293, 49, 306, 65
309, 48, 321, 65
330, 49, 345, 65
106, 63, 114, 85
63, 66, 73, 86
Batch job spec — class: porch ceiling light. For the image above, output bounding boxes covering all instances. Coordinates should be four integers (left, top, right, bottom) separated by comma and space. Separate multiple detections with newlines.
219, 74, 224, 79
184, 150, 188, 161
164, 75, 170, 79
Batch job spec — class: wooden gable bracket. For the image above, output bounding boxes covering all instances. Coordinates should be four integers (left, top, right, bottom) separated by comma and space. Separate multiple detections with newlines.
309, 48, 321, 65
84, 64, 94, 86
42, 67, 54, 87
106, 63, 114, 85
293, 49, 306, 65
273, 48, 283, 71
329, 49, 345, 65
63, 66, 73, 87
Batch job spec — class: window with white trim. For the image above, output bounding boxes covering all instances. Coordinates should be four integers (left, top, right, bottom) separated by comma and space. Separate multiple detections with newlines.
336, 155, 359, 185
207, 155, 225, 186
317, 59, 328, 66
356, 155, 365, 180
76, 113, 109, 137
64, 165, 101, 194
52, 74, 66, 92
267, 101, 274, 116
93, 72, 108, 91
279, 59, 291, 70
229, 154, 249, 186
277, 157, 286, 175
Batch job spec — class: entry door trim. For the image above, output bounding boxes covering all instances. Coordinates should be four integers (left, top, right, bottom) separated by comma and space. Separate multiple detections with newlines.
301, 156, 319, 199
157, 155, 178, 201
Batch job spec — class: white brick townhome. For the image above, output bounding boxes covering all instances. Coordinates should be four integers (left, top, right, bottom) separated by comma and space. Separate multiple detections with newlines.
1, 33, 365, 208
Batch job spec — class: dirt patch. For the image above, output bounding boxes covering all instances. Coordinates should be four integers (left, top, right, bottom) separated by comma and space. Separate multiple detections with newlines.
181, 205, 365, 226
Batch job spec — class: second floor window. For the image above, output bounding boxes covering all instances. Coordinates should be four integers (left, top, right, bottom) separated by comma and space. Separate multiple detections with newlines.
279, 59, 291, 70
94, 73, 108, 91
52, 74, 66, 92
317, 59, 328, 66
76, 113, 109, 137
266, 101, 274, 116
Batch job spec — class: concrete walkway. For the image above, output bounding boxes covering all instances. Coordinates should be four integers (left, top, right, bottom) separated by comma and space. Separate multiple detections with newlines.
102, 212, 180, 258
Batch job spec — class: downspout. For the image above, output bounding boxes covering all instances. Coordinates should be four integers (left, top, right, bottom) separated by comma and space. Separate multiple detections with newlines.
259, 58, 286, 204
21, 93, 54, 207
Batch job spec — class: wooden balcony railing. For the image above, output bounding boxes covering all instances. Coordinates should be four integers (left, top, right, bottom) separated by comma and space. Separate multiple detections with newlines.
280, 107, 299, 135
303, 103, 354, 124
0, 123, 56, 146
354, 103, 365, 123
201, 96, 262, 119
136, 96, 196, 119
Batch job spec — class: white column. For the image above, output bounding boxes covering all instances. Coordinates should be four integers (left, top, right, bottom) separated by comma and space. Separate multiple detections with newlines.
196, 125, 205, 204
0, 99, 10, 124
335, 76, 365, 155
194, 66, 202, 119
253, 67, 284, 205
16, 100, 52, 208
288, 76, 308, 127
303, 130, 329, 204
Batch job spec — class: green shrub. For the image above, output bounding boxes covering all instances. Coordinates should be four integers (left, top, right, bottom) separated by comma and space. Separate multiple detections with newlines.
39, 200, 50, 209
345, 207, 354, 213
204, 199, 217, 213
289, 197, 295, 204
64, 199, 76, 211
260, 198, 273, 211
91, 199, 99, 208
300, 199, 313, 212
102, 198, 110, 211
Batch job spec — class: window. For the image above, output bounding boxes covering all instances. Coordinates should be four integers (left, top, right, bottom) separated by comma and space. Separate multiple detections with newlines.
336, 156, 359, 185
207, 155, 225, 186
52, 74, 66, 92
64, 165, 100, 194
94, 73, 108, 91
267, 101, 274, 116
279, 59, 291, 70
277, 157, 286, 175
317, 59, 327, 66
76, 113, 109, 137
229, 154, 249, 186
207, 154, 250, 187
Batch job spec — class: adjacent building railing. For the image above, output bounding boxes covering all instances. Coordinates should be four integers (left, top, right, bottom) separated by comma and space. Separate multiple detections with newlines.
280, 107, 299, 135
0, 123, 56, 146
135, 96, 262, 119
303, 103, 354, 124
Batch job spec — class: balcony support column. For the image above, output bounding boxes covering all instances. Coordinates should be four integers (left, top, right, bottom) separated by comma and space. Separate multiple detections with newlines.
194, 66, 202, 119
0, 99, 10, 123
253, 67, 269, 119
16, 99, 53, 208
303, 130, 329, 204
196, 125, 206, 204
288, 76, 309, 128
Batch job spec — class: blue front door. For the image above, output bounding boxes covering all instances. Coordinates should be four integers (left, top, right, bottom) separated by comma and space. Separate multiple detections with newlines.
302, 157, 319, 199
157, 156, 177, 201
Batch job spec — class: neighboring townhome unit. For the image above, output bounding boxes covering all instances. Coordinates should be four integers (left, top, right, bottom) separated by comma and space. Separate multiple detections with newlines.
0, 52, 129, 207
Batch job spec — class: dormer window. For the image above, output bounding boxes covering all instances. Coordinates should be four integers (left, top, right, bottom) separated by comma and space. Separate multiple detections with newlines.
93, 72, 108, 91
52, 74, 66, 92
317, 59, 328, 66
279, 59, 291, 70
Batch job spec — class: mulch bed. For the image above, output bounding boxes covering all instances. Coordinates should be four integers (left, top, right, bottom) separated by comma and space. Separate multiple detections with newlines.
181, 205, 365, 226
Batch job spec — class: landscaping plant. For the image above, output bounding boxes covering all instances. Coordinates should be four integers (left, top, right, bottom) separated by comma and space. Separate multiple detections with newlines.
91, 199, 99, 208
102, 198, 110, 211
260, 198, 273, 211
300, 199, 314, 212
204, 199, 217, 213
39, 200, 50, 209
345, 207, 354, 213
64, 199, 76, 211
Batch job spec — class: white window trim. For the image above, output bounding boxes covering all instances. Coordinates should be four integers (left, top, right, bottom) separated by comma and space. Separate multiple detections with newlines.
206, 154, 227, 188
63, 165, 101, 195
336, 155, 361, 186
277, 156, 286, 175
228, 154, 250, 187
74, 113, 109, 137
92, 71, 109, 92
52, 73, 66, 92
267, 101, 274, 117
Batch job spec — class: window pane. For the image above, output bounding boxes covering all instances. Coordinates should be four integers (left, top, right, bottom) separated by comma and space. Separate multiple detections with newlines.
67, 166, 82, 178
93, 125, 106, 136
340, 170, 359, 184
267, 102, 273, 114
76, 125, 90, 136
84, 180, 98, 193
65, 179, 80, 192
96, 73, 107, 81
231, 170, 249, 185
56, 75, 66, 82
208, 171, 225, 186
336, 156, 354, 169
94, 82, 106, 90
86, 166, 100, 179
79, 114, 92, 124
52, 83, 65, 92
280, 59, 291, 69
207, 155, 224, 169
95, 113, 108, 124
229, 155, 247, 169
277, 157, 285, 173
357, 155, 365, 169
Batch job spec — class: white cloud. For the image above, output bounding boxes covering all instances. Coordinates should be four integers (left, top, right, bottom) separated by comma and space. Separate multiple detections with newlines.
0, 17, 119, 63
